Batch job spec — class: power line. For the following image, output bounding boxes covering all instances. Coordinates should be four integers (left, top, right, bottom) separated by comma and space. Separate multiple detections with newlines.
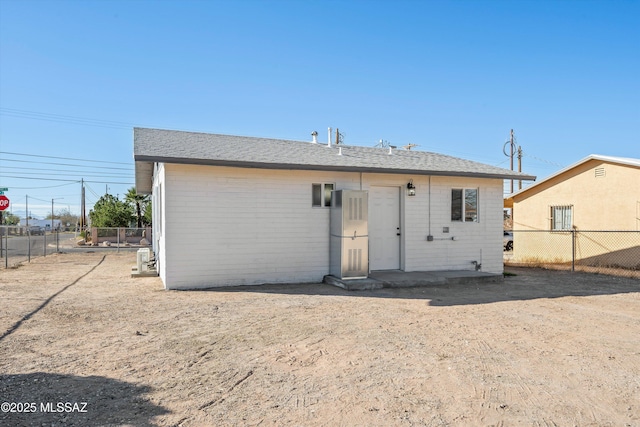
0, 158, 133, 171
84, 183, 102, 200
0, 175, 132, 185
0, 108, 139, 130
27, 196, 51, 203
1, 166, 133, 177
0, 181, 80, 190
0, 150, 132, 165
1, 172, 134, 179
520, 150, 564, 168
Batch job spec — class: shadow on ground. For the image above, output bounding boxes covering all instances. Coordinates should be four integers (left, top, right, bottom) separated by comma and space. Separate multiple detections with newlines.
193, 267, 640, 306
0, 372, 169, 427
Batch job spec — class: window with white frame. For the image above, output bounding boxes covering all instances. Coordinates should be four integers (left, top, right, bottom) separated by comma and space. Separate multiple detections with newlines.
451, 188, 479, 222
312, 183, 334, 207
551, 205, 572, 230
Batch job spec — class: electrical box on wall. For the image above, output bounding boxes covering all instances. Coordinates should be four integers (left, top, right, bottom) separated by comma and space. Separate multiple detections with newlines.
427, 235, 434, 241
329, 190, 369, 279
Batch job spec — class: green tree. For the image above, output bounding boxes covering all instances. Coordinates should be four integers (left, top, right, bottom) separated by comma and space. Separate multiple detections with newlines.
143, 201, 152, 226
125, 187, 150, 228
46, 208, 79, 230
89, 194, 134, 227
1, 212, 20, 225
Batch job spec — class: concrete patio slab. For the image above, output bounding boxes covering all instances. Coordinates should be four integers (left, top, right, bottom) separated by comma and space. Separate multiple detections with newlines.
324, 269, 503, 290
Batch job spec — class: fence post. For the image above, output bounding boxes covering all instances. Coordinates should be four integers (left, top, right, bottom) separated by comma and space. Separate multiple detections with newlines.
4, 231, 7, 269
117, 227, 120, 253
28, 229, 31, 263
0, 228, 3, 259
56, 230, 59, 253
44, 232, 47, 257
571, 229, 576, 272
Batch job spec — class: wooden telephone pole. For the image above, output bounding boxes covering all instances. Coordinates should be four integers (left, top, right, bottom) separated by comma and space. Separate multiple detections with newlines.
503, 129, 523, 193
80, 179, 86, 231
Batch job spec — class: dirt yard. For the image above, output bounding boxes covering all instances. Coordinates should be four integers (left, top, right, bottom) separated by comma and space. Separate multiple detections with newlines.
1, 252, 639, 427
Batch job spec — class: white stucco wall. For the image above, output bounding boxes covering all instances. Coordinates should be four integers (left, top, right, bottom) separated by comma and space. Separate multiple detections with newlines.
402, 175, 505, 274
155, 163, 504, 289
152, 163, 167, 284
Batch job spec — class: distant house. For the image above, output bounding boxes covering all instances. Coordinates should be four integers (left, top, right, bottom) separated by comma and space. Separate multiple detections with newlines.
134, 128, 535, 290
19, 219, 62, 230
505, 154, 640, 267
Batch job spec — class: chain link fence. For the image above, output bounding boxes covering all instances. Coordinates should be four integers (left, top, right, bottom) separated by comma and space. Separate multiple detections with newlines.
1, 226, 151, 268
0, 226, 62, 268
89, 227, 151, 247
504, 230, 640, 278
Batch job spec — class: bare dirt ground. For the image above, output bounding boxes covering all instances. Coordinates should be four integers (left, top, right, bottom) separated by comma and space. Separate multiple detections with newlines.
1, 252, 639, 427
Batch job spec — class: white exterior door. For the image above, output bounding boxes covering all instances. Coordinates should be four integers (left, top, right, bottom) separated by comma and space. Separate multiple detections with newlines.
369, 186, 401, 270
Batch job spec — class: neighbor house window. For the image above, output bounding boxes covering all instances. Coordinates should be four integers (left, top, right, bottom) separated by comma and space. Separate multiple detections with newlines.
551, 205, 572, 230
312, 183, 334, 207
451, 188, 479, 222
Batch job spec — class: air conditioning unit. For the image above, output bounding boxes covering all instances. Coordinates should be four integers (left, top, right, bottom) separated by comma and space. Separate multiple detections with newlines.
137, 248, 151, 273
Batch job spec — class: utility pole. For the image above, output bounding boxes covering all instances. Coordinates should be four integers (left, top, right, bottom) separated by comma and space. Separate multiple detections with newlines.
80, 179, 85, 231
518, 146, 523, 190
51, 198, 63, 231
510, 129, 514, 194
503, 129, 524, 195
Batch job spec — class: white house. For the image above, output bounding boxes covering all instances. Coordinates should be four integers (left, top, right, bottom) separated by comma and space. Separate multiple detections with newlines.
134, 128, 535, 290
19, 218, 62, 230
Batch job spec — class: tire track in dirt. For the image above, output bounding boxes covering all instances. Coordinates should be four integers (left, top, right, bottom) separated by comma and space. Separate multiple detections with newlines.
473, 338, 550, 423
0, 254, 106, 343
198, 369, 254, 410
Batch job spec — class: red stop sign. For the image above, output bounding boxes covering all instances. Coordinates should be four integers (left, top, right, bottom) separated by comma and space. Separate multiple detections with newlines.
0, 195, 9, 211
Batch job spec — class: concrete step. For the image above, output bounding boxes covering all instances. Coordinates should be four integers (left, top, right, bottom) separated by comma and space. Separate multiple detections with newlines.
324, 270, 503, 291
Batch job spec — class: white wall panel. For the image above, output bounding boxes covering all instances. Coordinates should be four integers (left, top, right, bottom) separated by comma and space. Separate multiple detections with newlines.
156, 165, 505, 289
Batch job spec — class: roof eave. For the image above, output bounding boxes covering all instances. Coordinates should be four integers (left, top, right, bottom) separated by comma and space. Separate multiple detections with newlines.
134, 155, 536, 181
135, 161, 153, 195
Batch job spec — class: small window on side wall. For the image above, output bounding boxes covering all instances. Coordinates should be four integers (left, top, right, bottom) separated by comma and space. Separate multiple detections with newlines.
312, 183, 334, 207
551, 205, 572, 230
451, 188, 479, 222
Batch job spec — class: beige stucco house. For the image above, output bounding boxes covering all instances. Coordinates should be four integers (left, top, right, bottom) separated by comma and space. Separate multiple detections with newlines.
505, 154, 640, 268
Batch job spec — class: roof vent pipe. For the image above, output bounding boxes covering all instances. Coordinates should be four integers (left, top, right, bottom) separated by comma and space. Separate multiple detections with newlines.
311, 131, 318, 143
338, 147, 342, 156
328, 127, 332, 147
388, 146, 393, 155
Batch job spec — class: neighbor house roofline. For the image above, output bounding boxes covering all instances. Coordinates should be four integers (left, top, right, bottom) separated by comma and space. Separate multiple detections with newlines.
134, 127, 537, 194
504, 154, 640, 203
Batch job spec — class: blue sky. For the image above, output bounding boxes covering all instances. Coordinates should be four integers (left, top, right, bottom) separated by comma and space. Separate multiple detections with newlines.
1, 0, 638, 219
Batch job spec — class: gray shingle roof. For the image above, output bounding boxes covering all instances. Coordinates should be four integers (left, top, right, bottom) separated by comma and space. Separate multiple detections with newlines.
134, 127, 536, 193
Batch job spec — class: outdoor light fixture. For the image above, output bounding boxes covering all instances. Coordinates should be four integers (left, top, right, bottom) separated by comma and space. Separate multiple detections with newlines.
407, 180, 416, 196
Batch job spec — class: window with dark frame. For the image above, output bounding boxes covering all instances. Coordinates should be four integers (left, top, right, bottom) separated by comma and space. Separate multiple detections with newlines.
312, 183, 334, 207
451, 188, 479, 222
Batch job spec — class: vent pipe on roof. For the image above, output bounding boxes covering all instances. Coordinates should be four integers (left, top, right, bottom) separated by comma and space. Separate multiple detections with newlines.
328, 127, 332, 147
311, 131, 318, 143
388, 146, 393, 155
338, 147, 342, 156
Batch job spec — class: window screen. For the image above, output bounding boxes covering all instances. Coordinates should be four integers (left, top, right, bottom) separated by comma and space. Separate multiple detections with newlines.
551, 205, 572, 230
324, 184, 334, 207
312, 183, 334, 207
312, 184, 322, 207
451, 189, 463, 221
451, 188, 478, 222
464, 189, 478, 222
